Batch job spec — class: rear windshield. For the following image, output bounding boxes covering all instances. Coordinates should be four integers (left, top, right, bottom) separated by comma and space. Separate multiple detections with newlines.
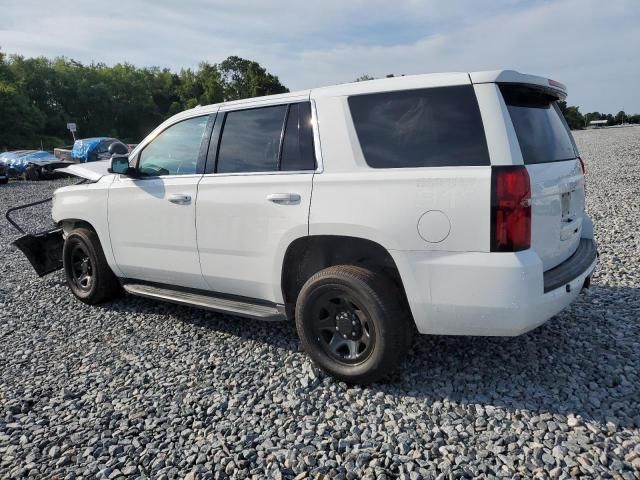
500, 84, 577, 164
348, 85, 490, 168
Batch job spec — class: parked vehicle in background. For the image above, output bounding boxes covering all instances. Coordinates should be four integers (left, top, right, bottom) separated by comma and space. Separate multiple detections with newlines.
10, 70, 597, 384
54, 138, 125, 163
0, 151, 48, 178
24, 138, 130, 180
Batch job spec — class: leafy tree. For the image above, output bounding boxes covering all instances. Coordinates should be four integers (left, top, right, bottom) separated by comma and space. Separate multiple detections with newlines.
558, 101, 584, 130
615, 111, 626, 125
0, 49, 290, 149
219, 56, 288, 100
0, 81, 45, 148
2, 46, 638, 149
355, 74, 375, 82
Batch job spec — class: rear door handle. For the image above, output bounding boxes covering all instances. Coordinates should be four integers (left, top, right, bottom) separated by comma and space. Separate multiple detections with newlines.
267, 193, 301, 205
168, 194, 192, 205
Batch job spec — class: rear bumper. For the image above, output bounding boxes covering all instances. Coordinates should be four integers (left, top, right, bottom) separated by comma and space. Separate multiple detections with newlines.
392, 238, 597, 336
543, 238, 597, 292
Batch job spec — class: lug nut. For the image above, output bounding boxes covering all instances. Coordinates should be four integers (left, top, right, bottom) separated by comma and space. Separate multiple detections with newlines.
343, 334, 347, 339
352, 332, 356, 336
335, 326, 339, 330
352, 320, 356, 325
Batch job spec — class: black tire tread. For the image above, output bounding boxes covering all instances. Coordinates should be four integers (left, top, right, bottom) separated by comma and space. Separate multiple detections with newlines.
63, 227, 121, 304
295, 265, 413, 384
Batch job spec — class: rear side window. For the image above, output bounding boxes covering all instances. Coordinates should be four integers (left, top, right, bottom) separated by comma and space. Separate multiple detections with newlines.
214, 102, 316, 173
281, 102, 316, 171
348, 85, 490, 168
217, 105, 287, 173
500, 85, 577, 164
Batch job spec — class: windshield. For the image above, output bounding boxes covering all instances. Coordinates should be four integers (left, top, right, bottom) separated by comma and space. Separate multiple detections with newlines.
500, 84, 577, 164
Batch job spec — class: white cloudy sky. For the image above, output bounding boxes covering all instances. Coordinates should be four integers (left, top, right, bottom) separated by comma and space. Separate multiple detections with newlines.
0, 0, 638, 113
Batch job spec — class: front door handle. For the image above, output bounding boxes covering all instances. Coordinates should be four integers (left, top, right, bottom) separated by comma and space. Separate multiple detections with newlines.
267, 193, 301, 205
168, 193, 192, 205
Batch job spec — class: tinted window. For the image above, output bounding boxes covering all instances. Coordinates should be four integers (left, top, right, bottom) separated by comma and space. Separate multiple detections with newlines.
348, 86, 490, 168
138, 116, 207, 176
217, 105, 287, 173
500, 85, 577, 164
281, 102, 316, 171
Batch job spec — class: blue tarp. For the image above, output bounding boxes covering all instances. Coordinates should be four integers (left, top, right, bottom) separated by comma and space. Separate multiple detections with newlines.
71, 137, 110, 163
1, 150, 57, 175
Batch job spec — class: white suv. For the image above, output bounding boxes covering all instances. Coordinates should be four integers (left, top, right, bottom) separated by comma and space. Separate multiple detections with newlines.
17, 70, 597, 383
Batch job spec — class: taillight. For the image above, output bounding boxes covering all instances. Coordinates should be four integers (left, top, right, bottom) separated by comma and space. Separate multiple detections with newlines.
491, 166, 531, 252
578, 156, 585, 175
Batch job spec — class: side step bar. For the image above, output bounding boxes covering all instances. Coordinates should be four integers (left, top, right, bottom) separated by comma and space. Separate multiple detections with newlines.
123, 283, 287, 321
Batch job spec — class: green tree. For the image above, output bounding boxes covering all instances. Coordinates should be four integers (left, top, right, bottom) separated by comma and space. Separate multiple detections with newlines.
558, 101, 584, 130
219, 56, 288, 100
0, 49, 288, 148
615, 111, 626, 125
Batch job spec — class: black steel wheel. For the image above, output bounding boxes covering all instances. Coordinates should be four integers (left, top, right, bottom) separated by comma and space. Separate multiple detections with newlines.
296, 265, 413, 384
63, 227, 121, 304
69, 242, 94, 292
310, 289, 376, 365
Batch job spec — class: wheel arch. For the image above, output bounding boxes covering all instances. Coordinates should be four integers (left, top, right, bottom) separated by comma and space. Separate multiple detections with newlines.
280, 235, 411, 319
59, 218, 97, 236
57, 217, 124, 278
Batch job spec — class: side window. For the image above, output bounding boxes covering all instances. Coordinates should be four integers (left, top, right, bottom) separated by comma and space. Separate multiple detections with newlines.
138, 116, 208, 176
348, 86, 490, 168
280, 102, 316, 171
217, 105, 287, 173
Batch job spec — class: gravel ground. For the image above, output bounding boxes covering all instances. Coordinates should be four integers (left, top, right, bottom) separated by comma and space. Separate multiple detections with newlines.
1, 127, 639, 479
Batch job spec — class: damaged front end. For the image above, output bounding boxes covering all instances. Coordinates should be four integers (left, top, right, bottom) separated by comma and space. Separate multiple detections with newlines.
12, 228, 64, 276
6, 178, 89, 276
6, 196, 64, 276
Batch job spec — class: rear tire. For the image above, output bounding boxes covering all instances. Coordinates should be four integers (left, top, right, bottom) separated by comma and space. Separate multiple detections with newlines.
0, 177, 8, 185
63, 228, 121, 304
295, 265, 413, 384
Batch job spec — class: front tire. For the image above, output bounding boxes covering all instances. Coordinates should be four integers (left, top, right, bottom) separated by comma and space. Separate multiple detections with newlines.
295, 265, 412, 384
63, 228, 121, 304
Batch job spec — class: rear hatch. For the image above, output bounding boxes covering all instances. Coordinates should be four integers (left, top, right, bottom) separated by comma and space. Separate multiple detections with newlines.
500, 84, 584, 271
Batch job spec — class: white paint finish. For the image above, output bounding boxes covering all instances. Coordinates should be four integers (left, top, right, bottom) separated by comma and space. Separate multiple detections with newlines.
217, 92, 310, 112
394, 247, 596, 335
196, 173, 313, 303
526, 159, 585, 270
47, 68, 597, 340
473, 83, 524, 166
310, 89, 491, 252
470, 70, 567, 99
56, 160, 110, 181
417, 210, 451, 243
309, 167, 491, 252
52, 175, 123, 277
107, 175, 208, 289
308, 96, 358, 174
312, 72, 471, 98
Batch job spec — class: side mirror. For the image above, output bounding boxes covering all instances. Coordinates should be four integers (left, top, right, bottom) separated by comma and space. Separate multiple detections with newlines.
108, 155, 133, 175
108, 141, 129, 156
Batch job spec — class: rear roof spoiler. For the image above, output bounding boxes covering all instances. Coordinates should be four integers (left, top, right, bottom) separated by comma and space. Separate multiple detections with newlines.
470, 70, 567, 100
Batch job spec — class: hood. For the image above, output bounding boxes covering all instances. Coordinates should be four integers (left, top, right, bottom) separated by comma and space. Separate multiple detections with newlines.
57, 160, 111, 182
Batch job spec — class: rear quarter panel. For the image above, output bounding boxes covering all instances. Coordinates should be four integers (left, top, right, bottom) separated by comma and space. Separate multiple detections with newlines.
308, 94, 491, 253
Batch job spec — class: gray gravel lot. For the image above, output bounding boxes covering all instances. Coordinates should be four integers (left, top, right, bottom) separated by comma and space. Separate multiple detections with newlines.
1, 127, 639, 479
